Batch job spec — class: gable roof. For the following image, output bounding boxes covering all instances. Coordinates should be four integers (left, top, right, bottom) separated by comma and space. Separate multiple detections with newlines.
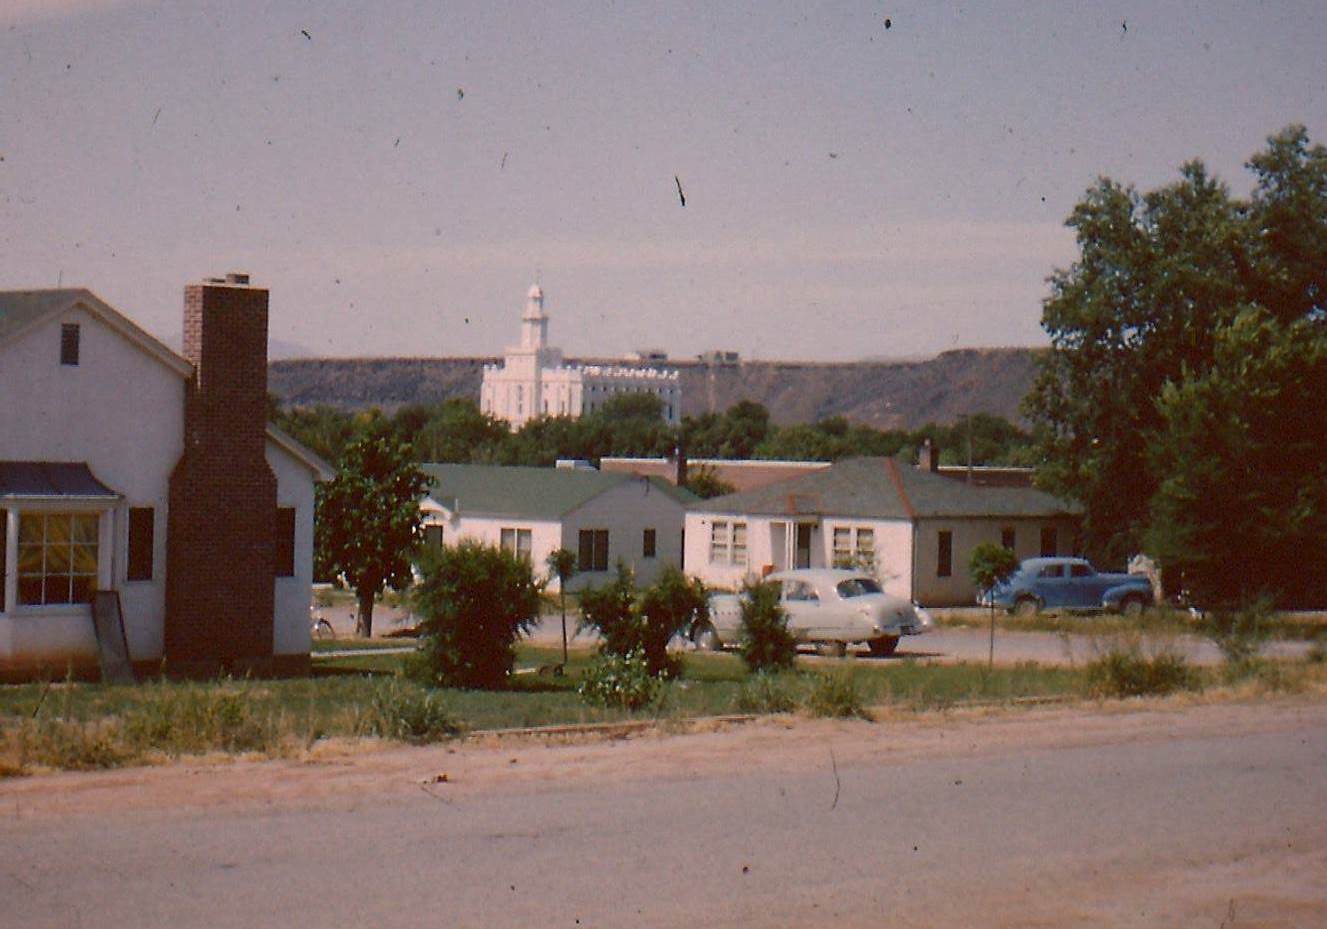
690, 456, 1080, 520
0, 288, 192, 377
421, 463, 698, 520
265, 424, 335, 481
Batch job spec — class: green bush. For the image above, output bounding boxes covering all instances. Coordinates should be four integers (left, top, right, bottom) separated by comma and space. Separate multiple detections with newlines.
735, 672, 799, 714
805, 669, 872, 720
1085, 643, 1201, 698
580, 564, 706, 678
576, 648, 660, 710
737, 579, 798, 673
412, 541, 542, 689
357, 679, 460, 743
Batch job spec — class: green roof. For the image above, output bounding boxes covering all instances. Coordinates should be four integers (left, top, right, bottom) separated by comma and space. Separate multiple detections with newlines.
691, 456, 1080, 520
0, 289, 92, 343
421, 463, 698, 520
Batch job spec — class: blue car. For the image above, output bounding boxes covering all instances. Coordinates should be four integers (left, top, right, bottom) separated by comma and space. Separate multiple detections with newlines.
980, 557, 1154, 617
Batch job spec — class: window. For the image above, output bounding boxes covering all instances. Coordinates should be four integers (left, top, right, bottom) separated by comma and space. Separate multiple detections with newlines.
1070, 562, 1093, 578
275, 507, 296, 577
578, 529, 609, 571
937, 530, 953, 578
1040, 526, 1058, 557
501, 528, 533, 561
423, 525, 444, 552
837, 577, 882, 598
732, 522, 747, 567
832, 526, 876, 569
0, 508, 6, 607
127, 507, 154, 581
60, 323, 80, 365
642, 528, 656, 559
1001, 527, 1015, 551
783, 580, 818, 602
1038, 563, 1064, 579
17, 512, 98, 605
708, 520, 748, 567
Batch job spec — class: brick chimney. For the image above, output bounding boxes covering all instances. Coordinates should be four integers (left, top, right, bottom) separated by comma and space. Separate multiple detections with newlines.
165, 274, 278, 670
917, 438, 940, 472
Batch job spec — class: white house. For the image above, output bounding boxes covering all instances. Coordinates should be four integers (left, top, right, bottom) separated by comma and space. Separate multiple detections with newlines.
480, 285, 682, 429
420, 463, 696, 591
0, 277, 330, 681
684, 456, 1082, 606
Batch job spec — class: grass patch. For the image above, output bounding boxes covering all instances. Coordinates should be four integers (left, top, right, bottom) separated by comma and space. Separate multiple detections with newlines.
1084, 639, 1202, 698
933, 607, 1327, 641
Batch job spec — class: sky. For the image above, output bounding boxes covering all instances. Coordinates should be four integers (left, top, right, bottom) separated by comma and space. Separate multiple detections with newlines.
2, 1, 1325, 362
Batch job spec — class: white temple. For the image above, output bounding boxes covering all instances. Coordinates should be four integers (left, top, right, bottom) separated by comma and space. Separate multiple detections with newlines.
480, 285, 682, 430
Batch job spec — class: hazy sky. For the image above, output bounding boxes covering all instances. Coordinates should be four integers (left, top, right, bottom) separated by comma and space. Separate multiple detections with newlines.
3, 1, 1325, 361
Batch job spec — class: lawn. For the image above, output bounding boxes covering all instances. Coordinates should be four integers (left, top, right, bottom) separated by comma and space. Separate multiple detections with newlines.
933, 607, 1327, 641
6, 638, 1320, 777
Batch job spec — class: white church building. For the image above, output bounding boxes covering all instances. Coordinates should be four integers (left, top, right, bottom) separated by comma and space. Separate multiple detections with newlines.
480, 285, 681, 430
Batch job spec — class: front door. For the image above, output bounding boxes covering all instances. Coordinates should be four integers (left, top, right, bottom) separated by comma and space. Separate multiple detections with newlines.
795, 524, 813, 569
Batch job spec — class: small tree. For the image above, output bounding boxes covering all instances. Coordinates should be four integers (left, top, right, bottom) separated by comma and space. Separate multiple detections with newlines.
969, 542, 1020, 668
412, 540, 542, 689
545, 547, 578, 667
638, 566, 710, 678
316, 429, 429, 637
737, 579, 797, 673
683, 464, 736, 500
578, 563, 640, 658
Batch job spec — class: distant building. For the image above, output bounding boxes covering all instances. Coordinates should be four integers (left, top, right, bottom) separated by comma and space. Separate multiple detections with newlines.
480, 286, 681, 430
698, 349, 740, 365
418, 463, 696, 591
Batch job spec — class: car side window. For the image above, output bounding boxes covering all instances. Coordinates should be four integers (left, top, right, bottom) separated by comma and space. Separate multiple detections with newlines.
1038, 564, 1064, 579
784, 581, 818, 602
1070, 563, 1092, 578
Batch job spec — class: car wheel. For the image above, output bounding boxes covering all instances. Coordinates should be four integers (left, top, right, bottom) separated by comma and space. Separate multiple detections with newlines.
1013, 597, 1040, 618
1121, 596, 1145, 618
692, 622, 721, 651
868, 636, 900, 657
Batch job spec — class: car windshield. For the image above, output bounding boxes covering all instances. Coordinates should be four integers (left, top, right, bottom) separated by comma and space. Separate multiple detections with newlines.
836, 578, 882, 598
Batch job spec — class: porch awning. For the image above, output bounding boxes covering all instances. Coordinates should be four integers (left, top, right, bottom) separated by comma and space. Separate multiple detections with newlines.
0, 462, 120, 500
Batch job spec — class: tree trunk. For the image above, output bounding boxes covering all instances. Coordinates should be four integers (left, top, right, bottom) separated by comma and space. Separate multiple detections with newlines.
356, 588, 375, 638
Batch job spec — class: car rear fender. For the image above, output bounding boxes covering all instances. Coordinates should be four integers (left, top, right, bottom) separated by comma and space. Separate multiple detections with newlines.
1101, 584, 1151, 609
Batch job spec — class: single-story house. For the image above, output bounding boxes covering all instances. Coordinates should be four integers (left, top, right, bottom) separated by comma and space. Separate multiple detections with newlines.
420, 463, 697, 591
684, 455, 1082, 606
0, 276, 331, 681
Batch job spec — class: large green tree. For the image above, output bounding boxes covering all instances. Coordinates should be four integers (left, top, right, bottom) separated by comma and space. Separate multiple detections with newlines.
316, 429, 429, 636
1026, 126, 1327, 568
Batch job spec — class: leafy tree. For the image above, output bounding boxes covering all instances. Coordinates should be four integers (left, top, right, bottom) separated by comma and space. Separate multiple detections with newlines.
545, 547, 577, 666
412, 541, 542, 688
272, 403, 360, 464
577, 563, 640, 660
1145, 310, 1327, 608
316, 429, 429, 637
683, 463, 736, 499
411, 399, 509, 463
737, 579, 797, 673
1025, 125, 1327, 577
969, 542, 1021, 668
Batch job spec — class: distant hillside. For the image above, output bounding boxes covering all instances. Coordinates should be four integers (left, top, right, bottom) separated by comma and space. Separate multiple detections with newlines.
269, 348, 1043, 429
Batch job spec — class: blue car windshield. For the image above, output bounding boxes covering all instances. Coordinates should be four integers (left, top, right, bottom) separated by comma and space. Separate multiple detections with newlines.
837, 578, 882, 597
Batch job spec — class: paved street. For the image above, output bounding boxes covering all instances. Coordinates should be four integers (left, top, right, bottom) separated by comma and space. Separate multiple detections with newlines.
4, 700, 1325, 928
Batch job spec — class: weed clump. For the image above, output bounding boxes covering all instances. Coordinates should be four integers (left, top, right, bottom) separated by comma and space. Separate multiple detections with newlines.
1085, 642, 1200, 698
735, 672, 799, 714
356, 678, 460, 744
805, 669, 873, 720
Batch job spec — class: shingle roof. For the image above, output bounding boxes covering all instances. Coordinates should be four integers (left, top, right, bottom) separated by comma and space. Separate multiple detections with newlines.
690, 456, 1080, 520
0, 462, 120, 499
421, 463, 698, 520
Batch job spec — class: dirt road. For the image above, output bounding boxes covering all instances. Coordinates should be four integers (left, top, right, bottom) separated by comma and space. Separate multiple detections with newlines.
4, 697, 1325, 928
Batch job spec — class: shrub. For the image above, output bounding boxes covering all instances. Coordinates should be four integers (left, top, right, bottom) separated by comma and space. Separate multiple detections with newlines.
1085, 643, 1201, 698
14, 717, 130, 771
638, 566, 709, 678
412, 541, 542, 689
357, 679, 460, 743
1200, 599, 1272, 670
737, 579, 798, 673
805, 669, 872, 720
120, 682, 282, 756
735, 672, 799, 714
578, 563, 641, 657
577, 648, 660, 710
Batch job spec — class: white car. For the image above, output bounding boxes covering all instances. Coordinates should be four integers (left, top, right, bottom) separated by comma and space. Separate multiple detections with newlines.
695, 568, 934, 657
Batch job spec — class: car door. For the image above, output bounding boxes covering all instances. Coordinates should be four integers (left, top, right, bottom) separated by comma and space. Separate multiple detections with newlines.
1033, 562, 1070, 607
781, 579, 821, 639
1067, 561, 1101, 608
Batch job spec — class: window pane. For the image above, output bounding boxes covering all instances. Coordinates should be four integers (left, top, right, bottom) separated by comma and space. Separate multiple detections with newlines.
18, 514, 44, 544
18, 577, 43, 605
500, 528, 515, 553
46, 515, 71, 546
0, 508, 6, 607
44, 575, 72, 605
72, 515, 98, 544
578, 529, 594, 571
18, 545, 44, 574
70, 575, 95, 604
128, 507, 155, 581
46, 544, 71, 574
937, 530, 953, 578
517, 529, 532, 560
